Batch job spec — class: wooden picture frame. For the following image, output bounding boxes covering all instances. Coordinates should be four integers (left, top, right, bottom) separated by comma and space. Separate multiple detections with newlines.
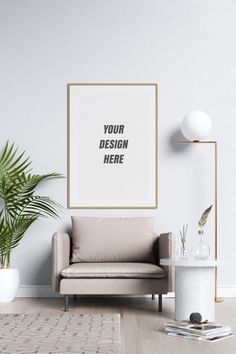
68, 83, 158, 208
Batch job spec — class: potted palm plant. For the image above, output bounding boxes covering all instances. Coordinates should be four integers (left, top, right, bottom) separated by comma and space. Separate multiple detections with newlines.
0, 142, 62, 302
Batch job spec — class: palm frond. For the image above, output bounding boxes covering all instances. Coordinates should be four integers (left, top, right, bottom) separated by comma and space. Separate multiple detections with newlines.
0, 142, 31, 177
10, 215, 39, 250
16, 196, 62, 219
4, 173, 63, 207
0, 141, 63, 267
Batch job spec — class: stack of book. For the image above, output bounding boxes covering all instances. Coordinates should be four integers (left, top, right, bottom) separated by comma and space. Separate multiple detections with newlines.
164, 321, 233, 342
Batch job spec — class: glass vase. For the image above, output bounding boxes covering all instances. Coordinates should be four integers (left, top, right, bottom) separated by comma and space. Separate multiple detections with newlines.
192, 230, 210, 260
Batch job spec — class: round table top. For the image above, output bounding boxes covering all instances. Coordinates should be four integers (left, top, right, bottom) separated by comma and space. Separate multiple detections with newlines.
160, 258, 223, 267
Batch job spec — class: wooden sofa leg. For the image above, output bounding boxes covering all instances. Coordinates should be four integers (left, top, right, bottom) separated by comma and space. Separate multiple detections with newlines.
152, 294, 155, 300
64, 295, 69, 312
158, 294, 162, 312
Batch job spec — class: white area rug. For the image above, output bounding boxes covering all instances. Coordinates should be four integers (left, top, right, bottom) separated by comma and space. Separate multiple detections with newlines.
0, 313, 120, 354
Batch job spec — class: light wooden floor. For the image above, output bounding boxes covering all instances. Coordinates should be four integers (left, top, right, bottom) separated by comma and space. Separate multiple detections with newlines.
0, 297, 235, 354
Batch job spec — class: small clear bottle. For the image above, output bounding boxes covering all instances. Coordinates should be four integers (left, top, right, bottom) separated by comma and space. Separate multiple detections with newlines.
178, 239, 188, 260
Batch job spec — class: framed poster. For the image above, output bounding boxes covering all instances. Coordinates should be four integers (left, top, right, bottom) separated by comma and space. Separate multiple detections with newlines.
68, 83, 158, 208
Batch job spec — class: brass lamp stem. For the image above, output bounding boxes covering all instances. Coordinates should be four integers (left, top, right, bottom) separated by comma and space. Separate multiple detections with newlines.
176, 140, 223, 302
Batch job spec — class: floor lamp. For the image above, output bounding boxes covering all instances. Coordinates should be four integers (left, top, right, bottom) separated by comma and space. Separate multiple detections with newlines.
177, 110, 223, 302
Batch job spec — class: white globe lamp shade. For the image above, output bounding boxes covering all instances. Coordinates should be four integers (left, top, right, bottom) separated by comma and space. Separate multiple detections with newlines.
181, 110, 212, 141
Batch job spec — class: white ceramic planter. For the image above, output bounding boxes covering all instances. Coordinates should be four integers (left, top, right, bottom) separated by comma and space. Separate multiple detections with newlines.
0, 268, 20, 303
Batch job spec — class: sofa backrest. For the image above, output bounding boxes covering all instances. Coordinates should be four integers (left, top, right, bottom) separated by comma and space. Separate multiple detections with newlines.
71, 217, 156, 263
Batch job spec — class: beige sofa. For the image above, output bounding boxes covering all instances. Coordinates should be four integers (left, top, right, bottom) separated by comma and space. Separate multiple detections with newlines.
52, 217, 173, 311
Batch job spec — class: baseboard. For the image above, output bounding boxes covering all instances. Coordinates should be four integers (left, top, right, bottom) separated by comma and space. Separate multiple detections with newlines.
17, 285, 61, 298
16, 286, 236, 298
164, 288, 236, 298
217, 287, 236, 297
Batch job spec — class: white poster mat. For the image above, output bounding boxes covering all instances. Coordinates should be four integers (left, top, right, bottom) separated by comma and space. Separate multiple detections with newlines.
68, 84, 157, 208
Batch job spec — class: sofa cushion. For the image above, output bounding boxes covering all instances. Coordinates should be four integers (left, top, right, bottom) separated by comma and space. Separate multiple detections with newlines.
71, 217, 155, 263
61, 263, 166, 279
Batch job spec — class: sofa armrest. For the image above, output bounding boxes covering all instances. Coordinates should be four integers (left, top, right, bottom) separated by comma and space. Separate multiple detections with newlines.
158, 233, 174, 292
52, 233, 70, 292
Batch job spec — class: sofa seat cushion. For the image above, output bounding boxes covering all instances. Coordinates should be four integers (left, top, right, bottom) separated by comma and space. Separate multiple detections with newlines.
61, 263, 166, 279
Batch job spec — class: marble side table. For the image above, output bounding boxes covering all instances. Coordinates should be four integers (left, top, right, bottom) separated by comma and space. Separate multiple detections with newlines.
160, 259, 222, 321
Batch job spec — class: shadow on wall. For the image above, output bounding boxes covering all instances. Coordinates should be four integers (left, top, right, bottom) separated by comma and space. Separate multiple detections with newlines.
34, 251, 52, 286
168, 128, 191, 153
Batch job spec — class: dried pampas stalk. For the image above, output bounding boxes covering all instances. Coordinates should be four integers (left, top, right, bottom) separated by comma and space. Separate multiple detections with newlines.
198, 205, 213, 229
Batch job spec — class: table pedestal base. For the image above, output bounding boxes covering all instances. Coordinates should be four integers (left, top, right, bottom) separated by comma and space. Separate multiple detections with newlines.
175, 266, 215, 321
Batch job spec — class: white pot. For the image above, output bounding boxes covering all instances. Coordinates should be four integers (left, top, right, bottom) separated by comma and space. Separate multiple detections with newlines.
0, 268, 20, 303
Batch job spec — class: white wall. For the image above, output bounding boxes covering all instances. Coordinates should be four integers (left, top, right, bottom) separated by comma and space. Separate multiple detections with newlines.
0, 0, 236, 292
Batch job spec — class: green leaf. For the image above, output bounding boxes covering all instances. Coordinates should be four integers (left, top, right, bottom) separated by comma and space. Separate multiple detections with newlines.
0, 141, 63, 267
